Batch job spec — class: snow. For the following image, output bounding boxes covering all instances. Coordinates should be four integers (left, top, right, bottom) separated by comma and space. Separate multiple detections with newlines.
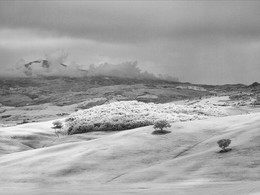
0, 112, 260, 194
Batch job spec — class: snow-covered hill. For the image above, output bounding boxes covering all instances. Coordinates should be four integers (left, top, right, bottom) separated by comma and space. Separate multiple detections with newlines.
0, 112, 259, 194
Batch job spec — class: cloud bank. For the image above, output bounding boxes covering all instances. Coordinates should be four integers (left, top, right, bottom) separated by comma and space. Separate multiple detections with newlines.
4, 50, 178, 81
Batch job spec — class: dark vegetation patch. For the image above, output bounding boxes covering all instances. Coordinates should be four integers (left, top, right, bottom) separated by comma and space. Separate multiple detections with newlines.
0, 76, 212, 107
1, 115, 11, 118
67, 120, 153, 135
152, 130, 171, 135
218, 148, 232, 153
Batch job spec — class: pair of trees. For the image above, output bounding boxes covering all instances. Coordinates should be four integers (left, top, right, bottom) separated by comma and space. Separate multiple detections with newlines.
153, 120, 232, 152
53, 119, 231, 152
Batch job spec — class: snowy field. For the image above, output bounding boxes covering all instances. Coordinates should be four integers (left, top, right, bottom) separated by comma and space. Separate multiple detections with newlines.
0, 111, 260, 194
0, 96, 259, 194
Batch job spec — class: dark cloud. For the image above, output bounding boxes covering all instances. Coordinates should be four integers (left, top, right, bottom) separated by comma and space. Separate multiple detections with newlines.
1, 1, 260, 43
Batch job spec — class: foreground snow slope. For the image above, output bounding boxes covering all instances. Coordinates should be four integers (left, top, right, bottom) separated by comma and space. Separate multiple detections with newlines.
0, 113, 259, 194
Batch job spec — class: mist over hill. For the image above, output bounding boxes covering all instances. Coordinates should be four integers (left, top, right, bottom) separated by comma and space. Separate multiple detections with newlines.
1, 50, 178, 82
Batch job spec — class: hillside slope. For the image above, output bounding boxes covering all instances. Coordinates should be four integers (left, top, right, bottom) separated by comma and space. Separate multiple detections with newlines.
0, 113, 259, 194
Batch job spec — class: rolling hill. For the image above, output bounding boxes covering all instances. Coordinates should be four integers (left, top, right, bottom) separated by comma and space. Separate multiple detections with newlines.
0, 112, 259, 194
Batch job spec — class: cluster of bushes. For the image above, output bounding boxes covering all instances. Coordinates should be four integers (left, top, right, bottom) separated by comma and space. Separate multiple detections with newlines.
66, 120, 153, 135
62, 101, 226, 135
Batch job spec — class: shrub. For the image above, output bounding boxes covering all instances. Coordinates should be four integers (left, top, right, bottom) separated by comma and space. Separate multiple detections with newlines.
68, 123, 94, 135
153, 120, 171, 132
54, 128, 68, 137
217, 139, 231, 152
52, 120, 63, 129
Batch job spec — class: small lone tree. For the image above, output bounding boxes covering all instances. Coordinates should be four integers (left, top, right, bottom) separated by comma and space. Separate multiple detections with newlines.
52, 120, 63, 129
153, 120, 171, 133
217, 139, 231, 152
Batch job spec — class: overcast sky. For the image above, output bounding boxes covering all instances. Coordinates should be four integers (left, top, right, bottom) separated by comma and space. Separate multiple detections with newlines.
1, 1, 260, 84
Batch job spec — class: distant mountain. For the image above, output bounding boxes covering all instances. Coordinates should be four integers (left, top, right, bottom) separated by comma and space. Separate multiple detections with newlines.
248, 82, 260, 88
